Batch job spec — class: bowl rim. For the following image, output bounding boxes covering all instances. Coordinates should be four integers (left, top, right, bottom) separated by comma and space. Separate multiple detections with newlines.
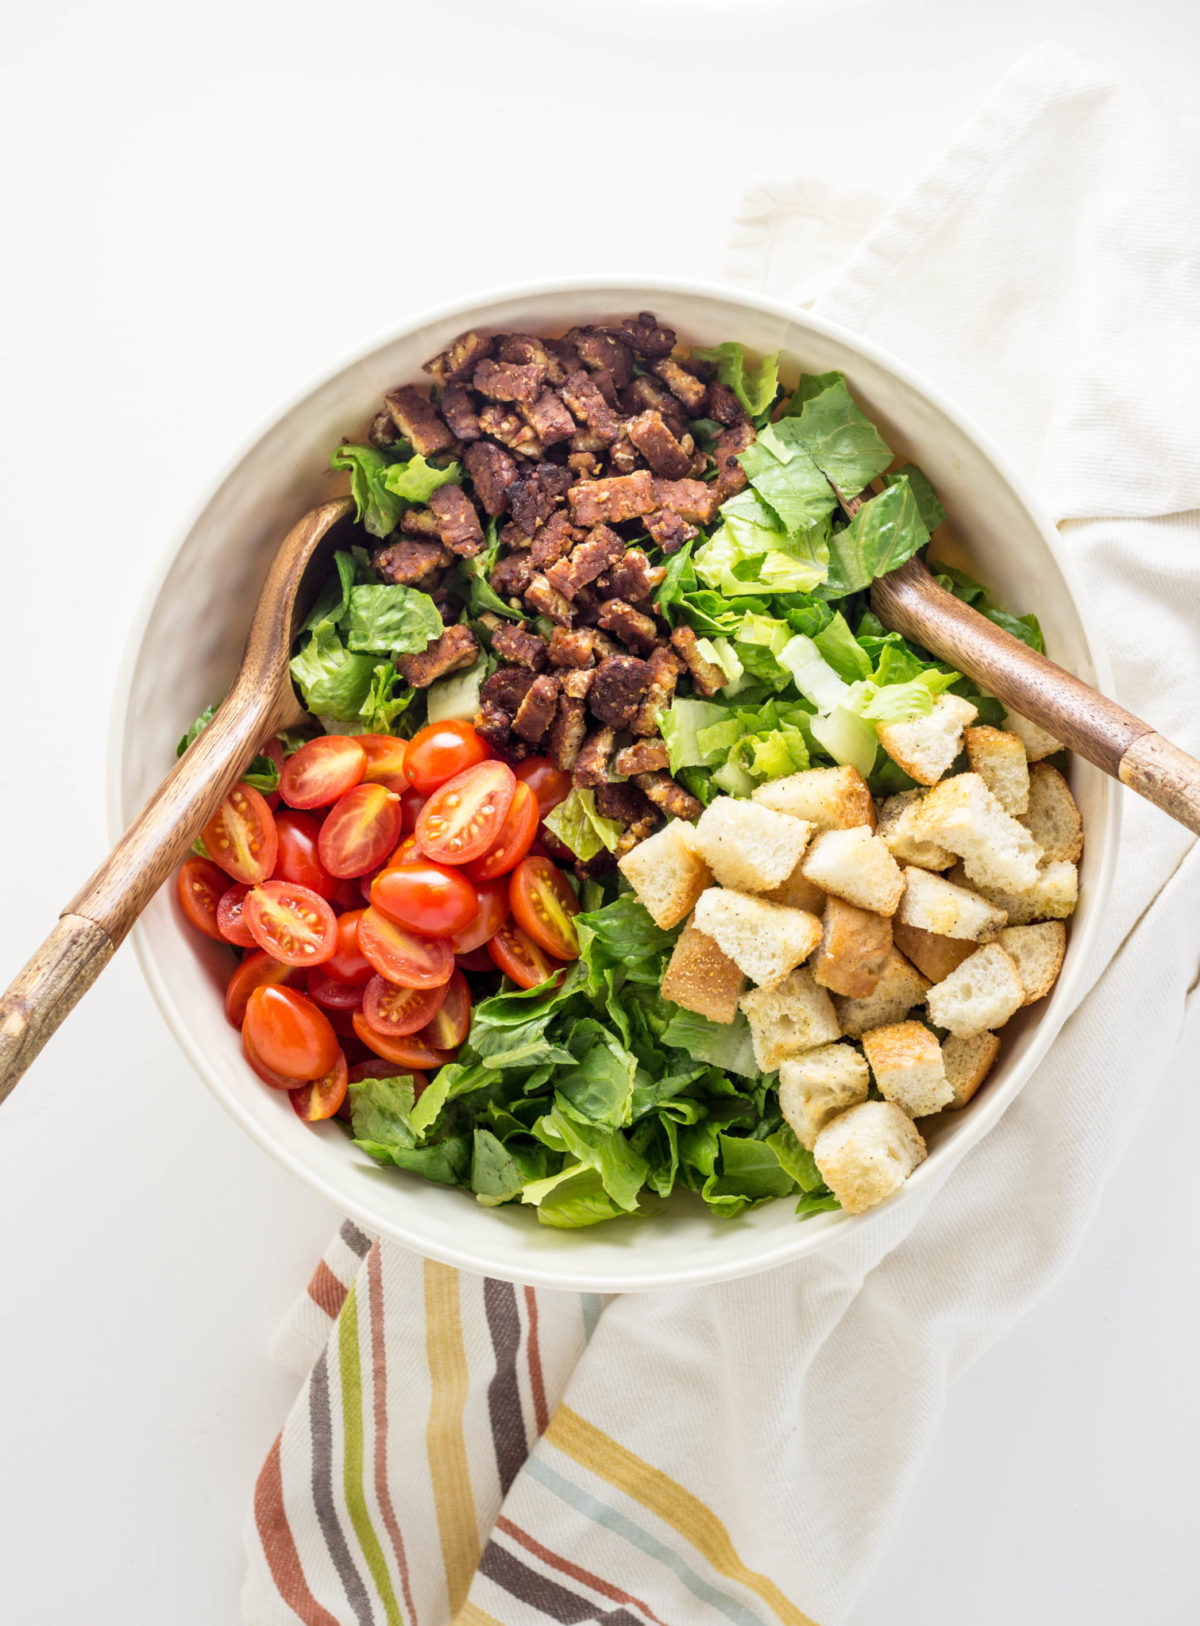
107, 273, 1120, 1290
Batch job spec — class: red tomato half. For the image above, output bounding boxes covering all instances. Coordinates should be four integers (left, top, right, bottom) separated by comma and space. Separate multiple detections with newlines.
357, 907, 455, 990
420, 970, 472, 1050
357, 733, 409, 793
509, 857, 581, 960
279, 735, 366, 810
351, 1011, 456, 1070
244, 880, 338, 967
361, 974, 446, 1038
324, 909, 373, 987
290, 1050, 349, 1121
465, 781, 539, 882
487, 917, 565, 989
243, 1024, 299, 1089
318, 784, 403, 879
202, 783, 278, 884
225, 949, 297, 1027
307, 967, 366, 1012
244, 984, 340, 1082
216, 883, 256, 948
274, 809, 338, 900
416, 761, 515, 865
176, 857, 229, 941
456, 947, 498, 973
513, 757, 572, 819
404, 720, 488, 795
399, 788, 427, 835
446, 877, 508, 955
371, 860, 479, 939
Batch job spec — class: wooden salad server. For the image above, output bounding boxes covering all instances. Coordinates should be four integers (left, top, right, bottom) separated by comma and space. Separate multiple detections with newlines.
0, 496, 354, 1105
871, 555, 1200, 836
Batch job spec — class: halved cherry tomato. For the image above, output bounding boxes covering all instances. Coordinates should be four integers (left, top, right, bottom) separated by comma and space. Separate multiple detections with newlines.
371, 860, 479, 939
244, 984, 339, 1082
279, 735, 366, 810
352, 1010, 456, 1070
417, 761, 515, 865
399, 788, 427, 835
456, 947, 498, 973
464, 781, 538, 882
318, 783, 403, 878
216, 883, 256, 948
513, 757, 572, 820
243, 1024, 298, 1089
202, 783, 278, 884
361, 974, 446, 1037
290, 1049, 349, 1121
273, 809, 339, 900
487, 918, 565, 989
332, 877, 364, 911
509, 857, 581, 960
446, 877, 508, 955
420, 969, 471, 1050
404, 720, 488, 795
225, 949, 297, 1026
244, 880, 338, 967
307, 966, 366, 1011
357, 907, 455, 989
357, 733, 409, 793
258, 736, 286, 810
323, 909, 373, 987
176, 857, 230, 941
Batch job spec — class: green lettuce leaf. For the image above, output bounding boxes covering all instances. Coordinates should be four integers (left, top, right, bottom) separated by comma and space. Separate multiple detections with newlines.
821, 476, 930, 598
532, 1098, 648, 1212
779, 373, 893, 496
658, 1008, 759, 1077
344, 584, 442, 656
521, 1163, 627, 1229
331, 445, 407, 539
737, 421, 839, 534
884, 463, 945, 533
555, 1019, 639, 1128
380, 454, 460, 504
691, 342, 780, 417
701, 1134, 796, 1217
290, 623, 379, 722
543, 788, 622, 863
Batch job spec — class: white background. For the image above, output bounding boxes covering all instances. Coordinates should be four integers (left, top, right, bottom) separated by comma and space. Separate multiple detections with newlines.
1, 2, 1197, 1622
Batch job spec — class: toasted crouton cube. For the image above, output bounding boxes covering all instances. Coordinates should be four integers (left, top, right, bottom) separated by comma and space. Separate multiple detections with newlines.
778, 1044, 870, 1149
965, 726, 1030, 814
1003, 708, 1062, 761
691, 798, 811, 893
764, 858, 828, 914
834, 948, 930, 1039
813, 1100, 927, 1214
954, 860, 1079, 924
801, 826, 905, 916
876, 790, 955, 871
875, 694, 978, 785
926, 943, 1024, 1037
999, 922, 1067, 1005
943, 1032, 1002, 1108
660, 919, 745, 1023
892, 919, 977, 983
897, 866, 1007, 941
694, 889, 822, 989
915, 773, 1043, 892
862, 1021, 952, 1117
752, 764, 876, 831
1020, 763, 1083, 863
810, 897, 893, 998
618, 820, 710, 929
741, 969, 840, 1070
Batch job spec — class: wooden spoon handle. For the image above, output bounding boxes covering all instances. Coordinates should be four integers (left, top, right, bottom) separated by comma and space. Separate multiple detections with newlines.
870, 556, 1200, 836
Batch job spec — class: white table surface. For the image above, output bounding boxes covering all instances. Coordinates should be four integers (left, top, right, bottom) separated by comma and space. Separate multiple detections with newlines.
1, 4, 1197, 1622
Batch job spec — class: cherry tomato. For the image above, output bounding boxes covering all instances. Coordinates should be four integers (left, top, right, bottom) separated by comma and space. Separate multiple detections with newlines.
323, 909, 373, 987
357, 907, 455, 989
279, 735, 366, 810
307, 967, 366, 1011
244, 880, 338, 967
242, 1024, 299, 1089
417, 761, 515, 865
487, 917, 565, 989
357, 734, 409, 793
361, 975, 446, 1038
216, 883, 256, 948
273, 809, 339, 900
464, 781, 539, 882
509, 857, 581, 960
371, 860, 479, 939
332, 877, 364, 911
404, 720, 488, 795
420, 970, 471, 1050
456, 947, 498, 974
244, 984, 339, 1082
176, 857, 229, 941
290, 1049, 349, 1121
318, 784, 403, 879
258, 735, 286, 810
399, 788, 427, 835
225, 949, 297, 1027
446, 878, 508, 955
352, 1010, 456, 1070
202, 783, 278, 884
513, 757, 572, 820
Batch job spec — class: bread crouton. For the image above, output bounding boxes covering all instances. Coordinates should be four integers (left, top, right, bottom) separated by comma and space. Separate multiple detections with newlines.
999, 922, 1067, 1005
965, 726, 1030, 814
875, 694, 978, 785
1002, 708, 1062, 761
954, 859, 1079, 924
691, 798, 811, 893
764, 859, 828, 914
876, 790, 955, 871
1020, 763, 1083, 863
892, 919, 978, 983
618, 820, 710, 929
801, 826, 905, 916
943, 1032, 1001, 1108
741, 969, 840, 1071
778, 1044, 870, 1149
810, 896, 893, 998
925, 943, 1024, 1037
813, 1100, 927, 1214
915, 773, 1043, 893
897, 866, 1007, 942
752, 764, 876, 831
862, 1021, 952, 1117
660, 919, 745, 1023
693, 889, 822, 989
834, 948, 930, 1039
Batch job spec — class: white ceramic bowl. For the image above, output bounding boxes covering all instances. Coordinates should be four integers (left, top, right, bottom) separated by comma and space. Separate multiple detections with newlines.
110, 278, 1118, 1292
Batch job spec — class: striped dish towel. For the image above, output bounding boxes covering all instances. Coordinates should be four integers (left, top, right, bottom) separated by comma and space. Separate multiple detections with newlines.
244, 45, 1200, 1626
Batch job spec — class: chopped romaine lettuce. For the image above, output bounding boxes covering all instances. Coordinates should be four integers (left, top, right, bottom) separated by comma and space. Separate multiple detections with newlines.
426, 655, 488, 724
543, 788, 623, 862
779, 372, 893, 496
380, 454, 460, 504
660, 698, 730, 771
691, 342, 780, 417
344, 584, 443, 656
821, 475, 930, 598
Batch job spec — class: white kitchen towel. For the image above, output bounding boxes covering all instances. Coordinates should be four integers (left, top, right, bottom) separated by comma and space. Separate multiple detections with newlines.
244, 44, 1200, 1626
